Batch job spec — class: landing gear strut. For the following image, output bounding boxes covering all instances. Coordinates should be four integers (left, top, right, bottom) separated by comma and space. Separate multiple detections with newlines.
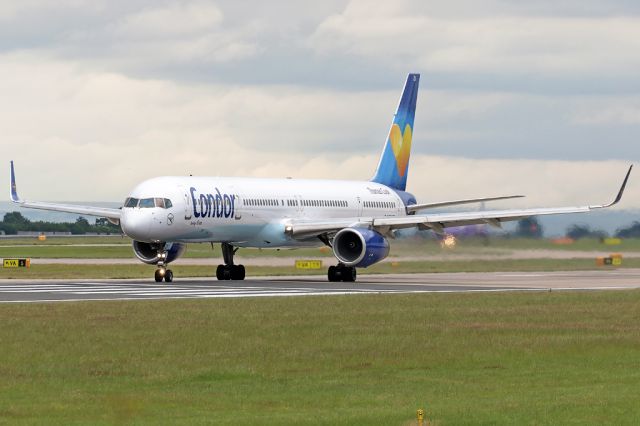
216, 242, 245, 280
328, 264, 356, 282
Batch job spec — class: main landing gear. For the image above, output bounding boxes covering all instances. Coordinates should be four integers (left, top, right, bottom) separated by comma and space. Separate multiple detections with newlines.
216, 242, 246, 280
328, 263, 356, 282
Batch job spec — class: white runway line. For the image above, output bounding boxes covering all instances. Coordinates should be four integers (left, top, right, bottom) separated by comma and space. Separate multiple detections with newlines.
0, 282, 413, 302
1, 272, 638, 303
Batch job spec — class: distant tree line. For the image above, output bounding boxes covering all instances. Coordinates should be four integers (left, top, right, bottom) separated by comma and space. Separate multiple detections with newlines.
0, 212, 120, 235
561, 222, 640, 239
615, 221, 640, 238
515, 217, 543, 238
565, 224, 607, 240
503, 217, 640, 240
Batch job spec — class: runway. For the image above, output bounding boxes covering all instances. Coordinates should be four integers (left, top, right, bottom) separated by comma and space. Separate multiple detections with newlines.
0, 269, 638, 303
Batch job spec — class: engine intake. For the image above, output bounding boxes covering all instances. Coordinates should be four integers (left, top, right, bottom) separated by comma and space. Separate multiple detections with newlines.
132, 241, 186, 265
332, 228, 389, 268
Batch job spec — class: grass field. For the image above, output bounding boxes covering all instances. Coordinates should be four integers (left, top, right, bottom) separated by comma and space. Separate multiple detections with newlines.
0, 290, 639, 424
0, 236, 639, 260
0, 235, 637, 279
1, 258, 639, 280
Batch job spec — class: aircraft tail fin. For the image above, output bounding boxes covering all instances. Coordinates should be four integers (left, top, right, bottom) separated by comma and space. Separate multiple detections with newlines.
371, 73, 420, 191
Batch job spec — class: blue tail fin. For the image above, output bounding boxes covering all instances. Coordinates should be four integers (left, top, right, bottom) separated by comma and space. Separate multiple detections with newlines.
371, 73, 420, 191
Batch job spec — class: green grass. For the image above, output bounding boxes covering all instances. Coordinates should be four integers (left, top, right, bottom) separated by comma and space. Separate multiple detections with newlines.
0, 236, 128, 246
0, 291, 639, 424
0, 236, 638, 260
1, 258, 640, 280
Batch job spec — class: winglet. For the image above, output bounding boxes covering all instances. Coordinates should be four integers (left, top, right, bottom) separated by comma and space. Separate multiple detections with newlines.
591, 165, 632, 209
9, 161, 21, 203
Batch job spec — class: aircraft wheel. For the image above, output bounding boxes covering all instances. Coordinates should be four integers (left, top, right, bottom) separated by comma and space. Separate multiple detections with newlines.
216, 265, 225, 280
328, 265, 339, 282
343, 266, 356, 282
154, 269, 164, 282
231, 264, 245, 280
164, 269, 174, 283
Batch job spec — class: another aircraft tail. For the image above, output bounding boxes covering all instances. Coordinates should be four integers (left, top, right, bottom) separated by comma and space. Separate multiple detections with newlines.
371, 73, 420, 191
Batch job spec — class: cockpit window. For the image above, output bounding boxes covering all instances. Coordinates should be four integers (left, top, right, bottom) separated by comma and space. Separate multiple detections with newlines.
125, 197, 172, 208
124, 197, 139, 208
138, 198, 155, 208
153, 198, 173, 208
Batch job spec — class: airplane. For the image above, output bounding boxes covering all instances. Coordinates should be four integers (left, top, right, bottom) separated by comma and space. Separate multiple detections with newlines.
9, 73, 633, 283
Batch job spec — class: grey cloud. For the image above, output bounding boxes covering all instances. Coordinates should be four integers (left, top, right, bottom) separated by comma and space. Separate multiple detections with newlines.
0, 0, 638, 180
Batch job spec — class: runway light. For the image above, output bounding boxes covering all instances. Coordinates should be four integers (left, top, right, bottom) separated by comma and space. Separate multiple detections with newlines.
440, 234, 456, 249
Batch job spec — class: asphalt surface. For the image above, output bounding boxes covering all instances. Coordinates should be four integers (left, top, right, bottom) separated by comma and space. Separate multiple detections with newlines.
0, 269, 638, 303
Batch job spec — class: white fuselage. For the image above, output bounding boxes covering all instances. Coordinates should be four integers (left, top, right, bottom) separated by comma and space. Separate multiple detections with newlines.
120, 176, 410, 248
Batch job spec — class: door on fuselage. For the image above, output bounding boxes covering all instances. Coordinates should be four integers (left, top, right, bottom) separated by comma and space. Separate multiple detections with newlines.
234, 194, 242, 220
181, 187, 192, 220
295, 195, 304, 217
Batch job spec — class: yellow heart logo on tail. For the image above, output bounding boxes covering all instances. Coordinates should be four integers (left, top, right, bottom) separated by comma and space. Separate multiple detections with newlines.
389, 123, 412, 177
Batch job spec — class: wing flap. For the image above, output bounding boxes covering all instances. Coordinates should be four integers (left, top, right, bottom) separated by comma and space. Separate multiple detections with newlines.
374, 206, 591, 233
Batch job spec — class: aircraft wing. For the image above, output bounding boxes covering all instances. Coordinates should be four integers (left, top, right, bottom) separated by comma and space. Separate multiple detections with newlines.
9, 161, 122, 222
290, 165, 632, 239
406, 195, 524, 213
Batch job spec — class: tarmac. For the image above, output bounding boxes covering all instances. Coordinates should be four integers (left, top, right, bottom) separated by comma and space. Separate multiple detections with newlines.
0, 269, 638, 303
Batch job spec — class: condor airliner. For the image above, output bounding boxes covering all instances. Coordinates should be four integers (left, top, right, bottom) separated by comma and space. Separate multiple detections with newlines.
9, 74, 632, 283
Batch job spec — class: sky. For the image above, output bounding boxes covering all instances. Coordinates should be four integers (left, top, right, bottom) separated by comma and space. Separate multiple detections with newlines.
1, 0, 639, 211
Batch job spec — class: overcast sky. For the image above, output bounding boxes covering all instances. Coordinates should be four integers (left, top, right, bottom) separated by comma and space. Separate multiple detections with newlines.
1, 0, 639, 209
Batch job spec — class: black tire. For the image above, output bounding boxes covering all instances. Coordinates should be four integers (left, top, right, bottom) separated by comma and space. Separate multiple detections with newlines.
223, 266, 232, 280
342, 267, 356, 282
154, 269, 164, 282
232, 264, 245, 280
216, 265, 225, 280
164, 269, 173, 283
328, 265, 338, 282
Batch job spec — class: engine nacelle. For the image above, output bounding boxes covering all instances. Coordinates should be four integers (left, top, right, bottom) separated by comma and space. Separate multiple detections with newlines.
132, 241, 186, 265
332, 228, 389, 268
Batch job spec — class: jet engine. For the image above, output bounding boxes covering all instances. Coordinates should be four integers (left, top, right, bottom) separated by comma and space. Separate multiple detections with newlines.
132, 241, 186, 265
332, 228, 389, 268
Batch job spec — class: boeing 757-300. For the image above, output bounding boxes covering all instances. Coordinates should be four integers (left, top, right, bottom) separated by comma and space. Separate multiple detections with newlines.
9, 74, 632, 282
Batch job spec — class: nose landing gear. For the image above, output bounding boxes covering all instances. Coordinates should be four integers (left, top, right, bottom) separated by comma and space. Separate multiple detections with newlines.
153, 249, 173, 283
154, 265, 174, 283
216, 242, 246, 280
328, 264, 356, 282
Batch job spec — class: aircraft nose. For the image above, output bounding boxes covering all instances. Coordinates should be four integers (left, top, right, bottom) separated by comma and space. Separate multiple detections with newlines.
121, 209, 151, 240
